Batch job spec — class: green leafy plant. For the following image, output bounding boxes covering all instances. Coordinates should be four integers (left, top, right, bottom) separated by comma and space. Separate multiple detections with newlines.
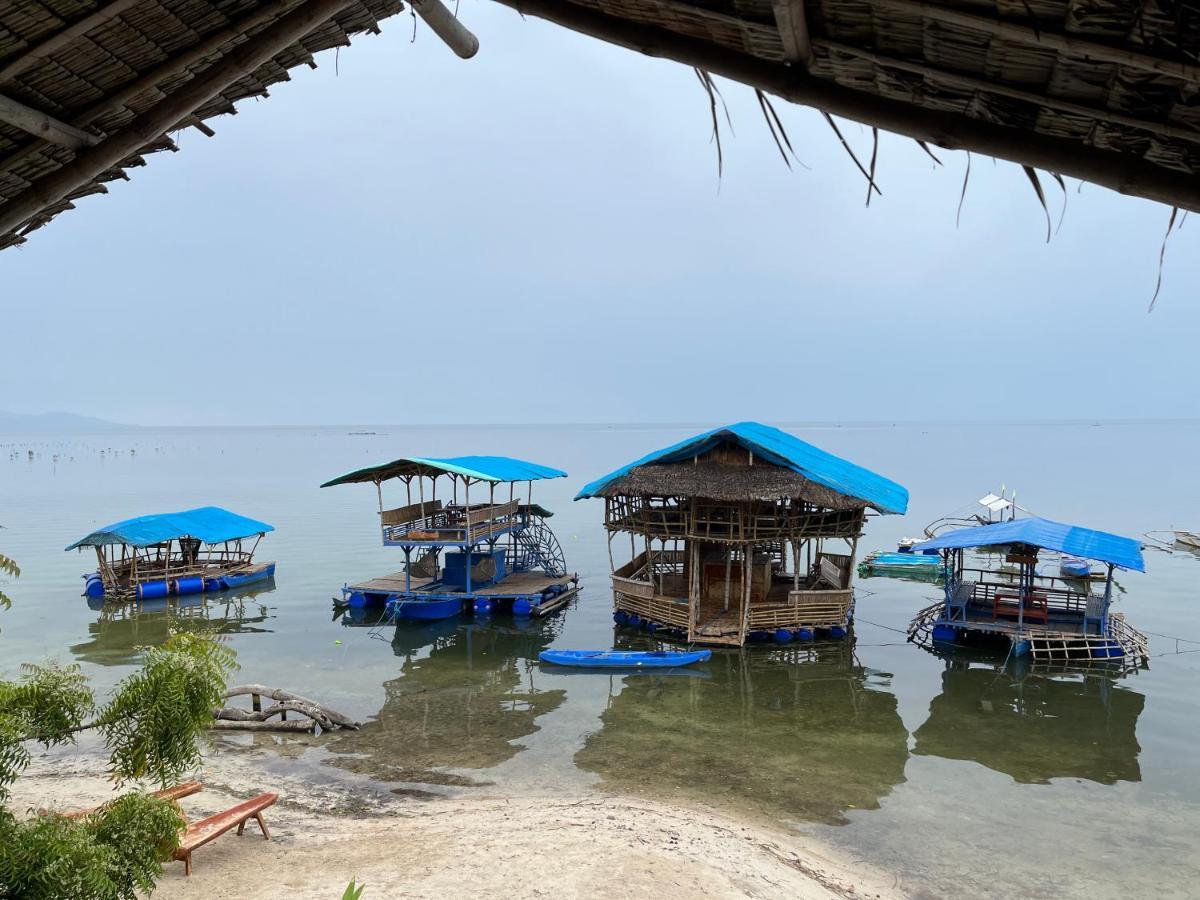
342, 878, 367, 900
0, 558, 237, 899
0, 552, 18, 611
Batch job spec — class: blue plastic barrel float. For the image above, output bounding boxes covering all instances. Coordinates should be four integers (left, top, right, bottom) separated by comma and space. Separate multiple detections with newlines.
83, 573, 105, 598
795, 627, 815, 641
931, 623, 958, 644
203, 576, 224, 592
474, 597, 494, 615
173, 576, 205, 596
512, 598, 533, 616
136, 580, 170, 601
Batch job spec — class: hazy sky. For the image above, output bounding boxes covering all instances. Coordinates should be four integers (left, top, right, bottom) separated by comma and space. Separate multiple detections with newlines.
1, 4, 1196, 426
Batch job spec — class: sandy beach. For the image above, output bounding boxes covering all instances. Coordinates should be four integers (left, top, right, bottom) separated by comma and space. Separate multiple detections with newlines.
15, 744, 900, 900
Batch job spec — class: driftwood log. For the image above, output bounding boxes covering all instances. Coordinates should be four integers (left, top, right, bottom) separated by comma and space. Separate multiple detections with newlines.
212, 684, 361, 734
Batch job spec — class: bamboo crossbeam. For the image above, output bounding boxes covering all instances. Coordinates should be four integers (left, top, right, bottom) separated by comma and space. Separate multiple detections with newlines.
0, 92, 100, 148
411, 0, 480, 58
0, 0, 355, 238
0, 0, 147, 83
491, 0, 1200, 211
873, 0, 1200, 84
772, 0, 812, 67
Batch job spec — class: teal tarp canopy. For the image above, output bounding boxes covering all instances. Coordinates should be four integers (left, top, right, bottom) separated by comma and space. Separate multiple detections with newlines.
321, 455, 567, 487
66, 506, 274, 550
575, 421, 908, 515
912, 517, 1145, 571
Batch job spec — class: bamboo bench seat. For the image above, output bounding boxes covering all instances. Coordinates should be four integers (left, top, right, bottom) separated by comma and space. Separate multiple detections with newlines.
173, 792, 278, 876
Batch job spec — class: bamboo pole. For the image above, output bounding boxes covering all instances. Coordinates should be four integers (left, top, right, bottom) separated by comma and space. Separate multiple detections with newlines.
0, 0, 357, 238
410, 0, 479, 58
490, 0, 1200, 212
0, 92, 99, 148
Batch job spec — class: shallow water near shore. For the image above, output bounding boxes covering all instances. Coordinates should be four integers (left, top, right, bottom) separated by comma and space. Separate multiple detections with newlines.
3, 421, 1200, 898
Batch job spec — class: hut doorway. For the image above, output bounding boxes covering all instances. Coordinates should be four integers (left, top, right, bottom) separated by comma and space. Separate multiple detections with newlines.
693, 542, 766, 643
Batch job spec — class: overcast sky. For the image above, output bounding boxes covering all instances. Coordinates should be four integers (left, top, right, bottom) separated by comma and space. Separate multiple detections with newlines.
1, 3, 1196, 426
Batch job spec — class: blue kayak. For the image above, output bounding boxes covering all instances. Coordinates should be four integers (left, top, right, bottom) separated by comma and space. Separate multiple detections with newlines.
539, 649, 711, 668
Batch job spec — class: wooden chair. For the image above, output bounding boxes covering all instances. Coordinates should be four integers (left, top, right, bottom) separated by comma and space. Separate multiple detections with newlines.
172, 792, 278, 876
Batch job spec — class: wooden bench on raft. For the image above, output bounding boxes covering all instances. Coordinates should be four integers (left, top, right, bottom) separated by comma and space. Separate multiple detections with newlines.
173, 792, 278, 876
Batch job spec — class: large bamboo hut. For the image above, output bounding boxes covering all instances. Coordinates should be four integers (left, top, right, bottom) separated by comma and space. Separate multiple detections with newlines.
1, 0, 1198, 250
576, 422, 908, 646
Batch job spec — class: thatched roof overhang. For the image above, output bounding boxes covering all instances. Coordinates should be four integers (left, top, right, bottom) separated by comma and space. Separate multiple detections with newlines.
595, 461, 869, 510
0, 0, 408, 248
4, 0, 1197, 249
577, 421, 909, 514
492, 0, 1200, 213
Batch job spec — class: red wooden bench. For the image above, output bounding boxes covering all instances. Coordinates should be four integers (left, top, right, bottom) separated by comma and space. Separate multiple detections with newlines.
173, 792, 278, 876
48, 780, 204, 819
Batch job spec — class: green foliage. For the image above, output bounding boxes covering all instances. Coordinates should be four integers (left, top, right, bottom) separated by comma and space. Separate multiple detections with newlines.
0, 662, 94, 798
0, 793, 184, 900
100, 632, 237, 787
342, 878, 367, 900
0, 552, 18, 613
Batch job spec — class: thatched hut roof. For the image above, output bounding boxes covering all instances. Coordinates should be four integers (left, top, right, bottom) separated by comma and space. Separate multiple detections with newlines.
594, 460, 868, 509
1, 0, 1197, 249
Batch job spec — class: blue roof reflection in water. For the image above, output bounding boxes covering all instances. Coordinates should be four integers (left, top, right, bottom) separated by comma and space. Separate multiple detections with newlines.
321, 455, 568, 487
65, 506, 274, 550
574, 421, 908, 515
913, 517, 1145, 572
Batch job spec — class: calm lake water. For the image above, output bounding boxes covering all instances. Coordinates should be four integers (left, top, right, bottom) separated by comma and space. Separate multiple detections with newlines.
3, 422, 1199, 898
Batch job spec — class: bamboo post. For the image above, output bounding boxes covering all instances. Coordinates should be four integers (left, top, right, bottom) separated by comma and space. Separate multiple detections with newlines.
410, 0, 480, 58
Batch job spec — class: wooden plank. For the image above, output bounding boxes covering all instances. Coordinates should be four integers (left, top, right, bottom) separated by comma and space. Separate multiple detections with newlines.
0, 91, 100, 148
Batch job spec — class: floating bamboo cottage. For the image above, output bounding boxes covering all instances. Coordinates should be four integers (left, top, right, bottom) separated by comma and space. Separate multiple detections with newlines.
66, 506, 276, 601
322, 455, 580, 620
907, 516, 1149, 666
576, 422, 908, 646
2, 0, 1199, 250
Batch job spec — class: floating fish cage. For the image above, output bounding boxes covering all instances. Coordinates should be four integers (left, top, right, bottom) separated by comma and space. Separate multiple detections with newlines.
905, 518, 1150, 670
576, 423, 908, 647
66, 506, 276, 603
324, 454, 580, 623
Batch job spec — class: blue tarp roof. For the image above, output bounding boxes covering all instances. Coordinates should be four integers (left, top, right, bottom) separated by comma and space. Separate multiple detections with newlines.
574, 421, 909, 514
65, 506, 274, 550
321, 455, 567, 487
912, 517, 1145, 571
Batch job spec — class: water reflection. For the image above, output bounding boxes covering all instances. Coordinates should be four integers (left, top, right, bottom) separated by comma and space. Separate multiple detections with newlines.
70, 586, 275, 667
913, 651, 1144, 784
323, 618, 567, 787
574, 638, 908, 825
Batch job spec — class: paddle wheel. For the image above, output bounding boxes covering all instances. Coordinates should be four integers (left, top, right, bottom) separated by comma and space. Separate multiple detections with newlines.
514, 514, 568, 577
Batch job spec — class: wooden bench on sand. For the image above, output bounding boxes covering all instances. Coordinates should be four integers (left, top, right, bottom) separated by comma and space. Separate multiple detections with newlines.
173, 792, 278, 876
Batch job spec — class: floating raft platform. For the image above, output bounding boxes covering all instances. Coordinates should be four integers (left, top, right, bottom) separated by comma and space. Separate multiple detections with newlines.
858, 551, 944, 581
342, 570, 580, 620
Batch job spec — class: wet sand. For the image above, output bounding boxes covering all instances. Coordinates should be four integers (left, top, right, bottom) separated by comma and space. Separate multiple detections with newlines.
15, 745, 901, 900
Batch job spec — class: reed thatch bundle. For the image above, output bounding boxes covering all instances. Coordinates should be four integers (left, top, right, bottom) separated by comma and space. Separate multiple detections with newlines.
596, 460, 868, 509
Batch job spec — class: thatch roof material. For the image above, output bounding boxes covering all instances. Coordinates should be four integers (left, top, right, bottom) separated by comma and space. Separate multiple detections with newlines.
495, 0, 1200, 212
597, 460, 869, 509
0, 0, 404, 248
2, 0, 1197, 248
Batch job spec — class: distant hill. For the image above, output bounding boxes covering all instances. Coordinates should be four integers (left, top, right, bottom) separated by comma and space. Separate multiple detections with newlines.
0, 410, 138, 433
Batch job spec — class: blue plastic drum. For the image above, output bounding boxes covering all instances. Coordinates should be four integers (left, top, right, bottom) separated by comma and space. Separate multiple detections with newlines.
174, 576, 205, 596
83, 574, 105, 599
136, 580, 170, 601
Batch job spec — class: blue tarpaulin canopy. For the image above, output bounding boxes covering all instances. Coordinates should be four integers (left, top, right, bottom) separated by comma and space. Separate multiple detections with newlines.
574, 421, 908, 514
321, 455, 567, 488
65, 506, 274, 550
912, 517, 1145, 572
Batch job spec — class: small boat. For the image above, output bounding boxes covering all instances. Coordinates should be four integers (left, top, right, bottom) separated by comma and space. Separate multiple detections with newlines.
1175, 531, 1200, 550
858, 550, 944, 582
539, 649, 712, 668
1059, 556, 1092, 579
